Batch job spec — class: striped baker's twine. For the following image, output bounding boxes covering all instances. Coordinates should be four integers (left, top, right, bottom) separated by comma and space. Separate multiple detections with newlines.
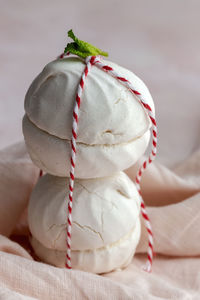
64, 56, 96, 269
94, 57, 157, 272
61, 54, 157, 272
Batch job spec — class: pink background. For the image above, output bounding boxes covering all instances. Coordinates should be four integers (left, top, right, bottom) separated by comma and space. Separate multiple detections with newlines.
1, 0, 200, 168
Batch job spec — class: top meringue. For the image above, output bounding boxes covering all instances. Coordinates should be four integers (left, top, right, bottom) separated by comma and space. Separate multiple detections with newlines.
25, 57, 154, 145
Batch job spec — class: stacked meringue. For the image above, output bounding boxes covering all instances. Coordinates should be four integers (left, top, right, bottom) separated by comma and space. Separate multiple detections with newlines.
23, 56, 154, 274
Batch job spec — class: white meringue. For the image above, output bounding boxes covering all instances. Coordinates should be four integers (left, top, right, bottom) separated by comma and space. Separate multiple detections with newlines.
31, 219, 141, 274
28, 172, 141, 273
29, 172, 141, 250
25, 57, 154, 143
23, 57, 154, 178
23, 114, 150, 178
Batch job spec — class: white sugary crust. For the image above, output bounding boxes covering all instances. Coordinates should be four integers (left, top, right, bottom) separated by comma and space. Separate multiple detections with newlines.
24, 57, 154, 145
28, 172, 141, 251
23, 114, 150, 178
31, 219, 141, 274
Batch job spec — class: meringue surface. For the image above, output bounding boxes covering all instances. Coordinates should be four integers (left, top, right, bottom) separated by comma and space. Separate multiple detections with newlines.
31, 219, 141, 274
23, 114, 150, 178
24, 57, 154, 145
28, 172, 141, 252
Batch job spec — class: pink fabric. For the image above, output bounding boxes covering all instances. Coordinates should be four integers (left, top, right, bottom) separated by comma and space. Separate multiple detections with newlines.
0, 142, 199, 299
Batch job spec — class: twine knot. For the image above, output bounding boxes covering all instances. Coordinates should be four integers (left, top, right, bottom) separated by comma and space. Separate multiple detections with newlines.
85, 55, 100, 65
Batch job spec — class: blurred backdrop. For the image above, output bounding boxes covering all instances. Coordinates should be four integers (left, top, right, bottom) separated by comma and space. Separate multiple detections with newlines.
0, 0, 200, 167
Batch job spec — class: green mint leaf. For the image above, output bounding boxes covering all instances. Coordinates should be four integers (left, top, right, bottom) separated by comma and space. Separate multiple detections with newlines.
64, 29, 108, 58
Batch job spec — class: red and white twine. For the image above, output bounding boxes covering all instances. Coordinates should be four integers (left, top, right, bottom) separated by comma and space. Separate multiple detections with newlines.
64, 56, 96, 269
61, 54, 157, 272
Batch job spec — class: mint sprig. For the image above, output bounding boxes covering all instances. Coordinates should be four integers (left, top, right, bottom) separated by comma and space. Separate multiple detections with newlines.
64, 29, 108, 59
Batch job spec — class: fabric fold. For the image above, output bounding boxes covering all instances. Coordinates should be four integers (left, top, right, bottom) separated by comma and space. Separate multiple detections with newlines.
0, 141, 200, 299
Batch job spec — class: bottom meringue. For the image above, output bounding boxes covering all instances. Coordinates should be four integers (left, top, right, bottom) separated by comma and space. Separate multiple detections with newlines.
31, 219, 141, 274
